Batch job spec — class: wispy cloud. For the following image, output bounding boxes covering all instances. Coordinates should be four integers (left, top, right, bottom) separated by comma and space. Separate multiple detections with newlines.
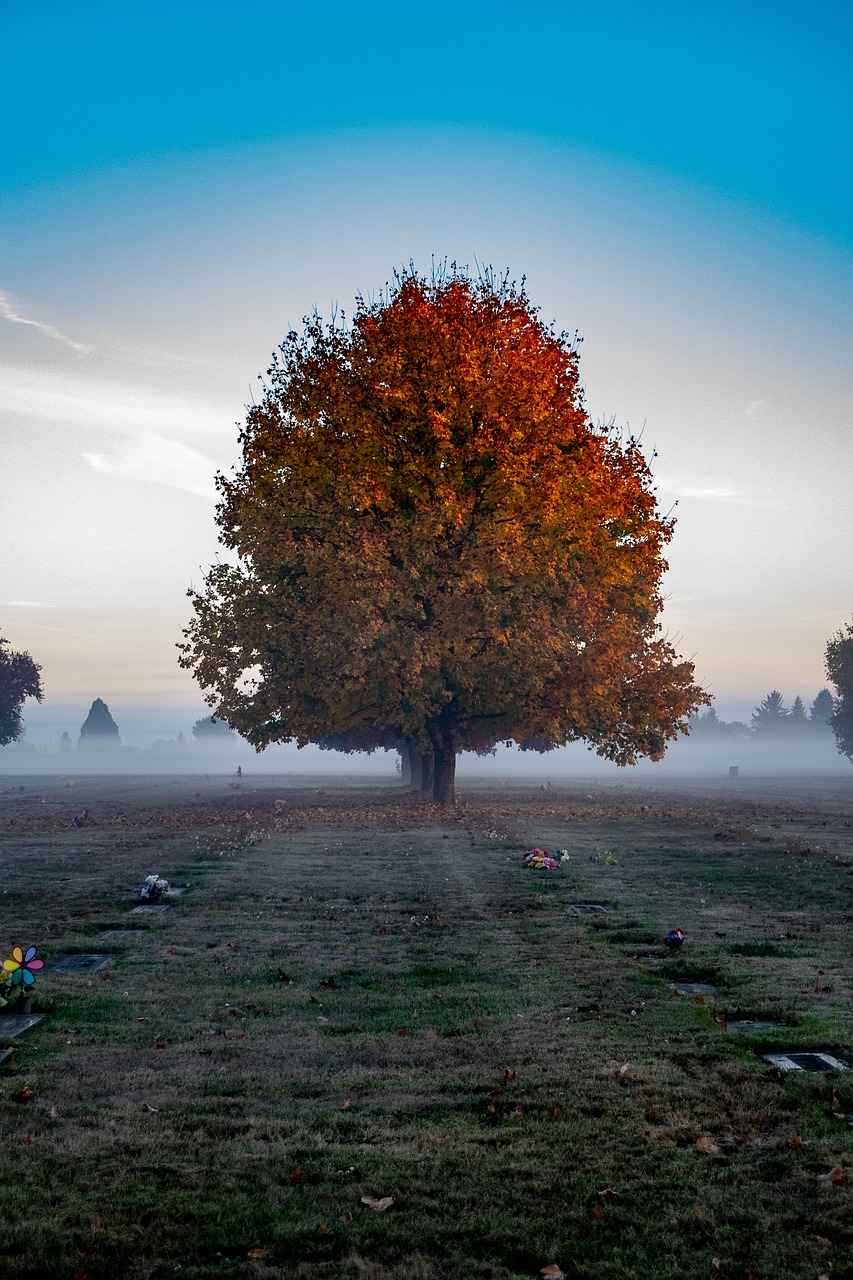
0, 290, 91, 354
0, 367, 234, 439
676, 485, 740, 500
656, 476, 740, 501
82, 434, 219, 501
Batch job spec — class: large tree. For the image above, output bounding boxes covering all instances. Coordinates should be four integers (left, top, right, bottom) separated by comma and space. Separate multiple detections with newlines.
180, 266, 706, 803
0, 637, 43, 745
825, 622, 853, 761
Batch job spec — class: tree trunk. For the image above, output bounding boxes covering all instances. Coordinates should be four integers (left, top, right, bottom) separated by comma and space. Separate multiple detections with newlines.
432, 741, 456, 805
399, 740, 412, 786
420, 750, 435, 794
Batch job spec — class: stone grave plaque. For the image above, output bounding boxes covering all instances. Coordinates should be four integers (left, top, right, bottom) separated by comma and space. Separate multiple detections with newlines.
724, 1019, 784, 1033
671, 982, 716, 997
49, 953, 115, 973
164, 887, 186, 898
761, 1050, 848, 1072
130, 903, 171, 915
636, 954, 667, 967
98, 929, 147, 938
0, 1014, 46, 1039
567, 903, 615, 915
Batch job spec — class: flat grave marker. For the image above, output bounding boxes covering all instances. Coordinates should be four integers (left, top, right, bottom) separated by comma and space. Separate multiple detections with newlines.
567, 902, 615, 916
130, 904, 171, 915
98, 929, 148, 938
670, 982, 716, 997
724, 1019, 785, 1033
760, 1050, 849, 1072
48, 953, 115, 973
0, 1014, 47, 1039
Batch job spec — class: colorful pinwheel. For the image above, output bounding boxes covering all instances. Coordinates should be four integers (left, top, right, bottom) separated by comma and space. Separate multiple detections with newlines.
2, 945, 44, 988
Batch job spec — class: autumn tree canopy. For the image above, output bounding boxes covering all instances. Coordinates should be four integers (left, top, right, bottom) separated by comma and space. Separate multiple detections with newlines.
0, 636, 43, 746
180, 266, 707, 803
825, 621, 853, 762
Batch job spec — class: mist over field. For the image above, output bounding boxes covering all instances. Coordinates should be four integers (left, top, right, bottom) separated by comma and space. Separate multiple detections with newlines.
2, 697, 847, 780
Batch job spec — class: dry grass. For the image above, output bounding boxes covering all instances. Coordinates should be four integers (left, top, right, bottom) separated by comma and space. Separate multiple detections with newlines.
0, 772, 851, 1278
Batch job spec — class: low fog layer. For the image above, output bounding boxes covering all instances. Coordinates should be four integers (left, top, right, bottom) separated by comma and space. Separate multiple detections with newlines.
0, 700, 847, 779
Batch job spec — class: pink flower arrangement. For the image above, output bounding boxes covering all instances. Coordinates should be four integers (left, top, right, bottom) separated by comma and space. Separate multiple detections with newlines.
523, 848, 559, 871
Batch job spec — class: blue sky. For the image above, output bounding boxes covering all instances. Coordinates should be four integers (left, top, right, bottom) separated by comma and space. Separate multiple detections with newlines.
2, 1, 852, 746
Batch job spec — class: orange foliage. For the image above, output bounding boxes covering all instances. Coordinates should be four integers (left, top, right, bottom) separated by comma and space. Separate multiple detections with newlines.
180, 265, 707, 802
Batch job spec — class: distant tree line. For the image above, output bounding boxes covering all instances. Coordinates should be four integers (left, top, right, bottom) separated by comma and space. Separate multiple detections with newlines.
689, 689, 836, 740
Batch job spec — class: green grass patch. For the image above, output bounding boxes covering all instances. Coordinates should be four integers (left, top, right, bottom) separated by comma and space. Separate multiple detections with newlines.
0, 774, 851, 1278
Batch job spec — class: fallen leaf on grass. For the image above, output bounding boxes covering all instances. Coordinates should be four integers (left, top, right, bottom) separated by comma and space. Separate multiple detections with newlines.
154, 1041, 167, 1050
587, 1206, 603, 1221
473, 1019, 486, 1030
340, 1210, 353, 1223
342, 1099, 351, 1109
540, 1267, 565, 1279
99, 971, 115, 981
49, 1106, 58, 1119
711, 1261, 720, 1272
141, 1103, 159, 1113
26, 1132, 35, 1144
288, 1169, 304, 1185
361, 1195, 395, 1211
247, 1248, 271, 1260
816, 1166, 848, 1188
696, 1137, 721, 1155
12, 1087, 32, 1103
598, 1188, 620, 1199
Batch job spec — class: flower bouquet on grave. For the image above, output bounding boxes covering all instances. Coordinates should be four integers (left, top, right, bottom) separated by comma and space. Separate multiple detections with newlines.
133, 874, 171, 901
522, 847, 569, 871
1, 945, 44, 1014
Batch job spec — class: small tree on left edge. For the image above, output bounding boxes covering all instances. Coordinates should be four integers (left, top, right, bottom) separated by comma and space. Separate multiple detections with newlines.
0, 637, 43, 745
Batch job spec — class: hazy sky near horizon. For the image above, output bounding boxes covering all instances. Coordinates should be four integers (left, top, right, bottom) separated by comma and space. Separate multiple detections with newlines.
2, 0, 852, 736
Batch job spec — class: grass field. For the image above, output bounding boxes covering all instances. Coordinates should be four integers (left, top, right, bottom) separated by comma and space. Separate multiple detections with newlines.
0, 772, 851, 1280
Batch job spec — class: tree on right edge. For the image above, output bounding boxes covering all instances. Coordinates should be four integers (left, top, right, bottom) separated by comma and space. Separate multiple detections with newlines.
825, 622, 853, 760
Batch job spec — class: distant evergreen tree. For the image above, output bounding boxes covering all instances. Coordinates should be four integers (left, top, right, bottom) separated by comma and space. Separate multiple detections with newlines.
751, 690, 789, 735
79, 698, 121, 750
690, 708, 723, 735
192, 715, 236, 741
789, 695, 808, 731
809, 688, 835, 730
60, 731, 73, 753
